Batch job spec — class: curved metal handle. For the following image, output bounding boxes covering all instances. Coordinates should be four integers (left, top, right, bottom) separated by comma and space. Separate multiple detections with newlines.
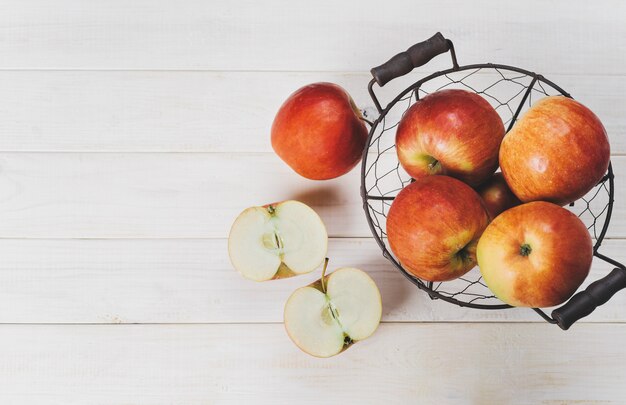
370, 32, 455, 87
551, 268, 626, 330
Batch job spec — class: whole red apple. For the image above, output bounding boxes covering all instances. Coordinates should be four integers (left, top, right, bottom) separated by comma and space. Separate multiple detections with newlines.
386, 175, 490, 282
475, 172, 521, 219
500, 96, 610, 206
477, 201, 593, 307
271, 83, 368, 180
395, 89, 505, 187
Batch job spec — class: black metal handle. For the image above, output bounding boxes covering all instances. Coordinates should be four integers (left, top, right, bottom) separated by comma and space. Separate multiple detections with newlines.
551, 268, 626, 330
370, 33, 453, 87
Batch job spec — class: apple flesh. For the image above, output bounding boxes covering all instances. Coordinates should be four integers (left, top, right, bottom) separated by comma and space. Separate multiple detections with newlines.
477, 201, 593, 307
500, 96, 610, 206
395, 89, 505, 187
284, 261, 382, 358
386, 175, 490, 281
228, 200, 327, 281
271, 82, 368, 180
475, 172, 521, 219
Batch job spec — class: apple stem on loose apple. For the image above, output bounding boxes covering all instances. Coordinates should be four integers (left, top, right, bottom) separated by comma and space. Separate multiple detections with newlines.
520, 243, 532, 257
320, 257, 330, 293
359, 116, 374, 127
319, 258, 342, 324
348, 96, 374, 127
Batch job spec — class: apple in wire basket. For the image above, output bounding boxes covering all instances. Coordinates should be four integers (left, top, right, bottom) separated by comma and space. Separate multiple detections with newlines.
284, 259, 382, 358
500, 96, 610, 206
386, 175, 490, 282
477, 201, 593, 307
475, 172, 522, 219
395, 89, 505, 187
271, 82, 368, 180
228, 200, 327, 281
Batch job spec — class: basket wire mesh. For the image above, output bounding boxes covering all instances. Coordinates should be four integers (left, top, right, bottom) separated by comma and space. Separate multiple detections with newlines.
361, 64, 615, 312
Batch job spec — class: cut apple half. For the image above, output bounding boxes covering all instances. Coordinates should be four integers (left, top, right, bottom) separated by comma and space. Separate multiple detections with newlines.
284, 260, 382, 358
228, 200, 328, 281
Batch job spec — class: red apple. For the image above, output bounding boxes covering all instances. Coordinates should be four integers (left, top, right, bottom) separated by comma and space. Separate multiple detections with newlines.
500, 96, 610, 206
271, 82, 368, 180
475, 172, 521, 219
395, 89, 505, 187
477, 201, 593, 307
386, 175, 490, 282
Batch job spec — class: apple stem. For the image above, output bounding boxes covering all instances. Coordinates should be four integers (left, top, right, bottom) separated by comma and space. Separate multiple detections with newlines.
456, 248, 470, 263
267, 205, 275, 215
320, 258, 329, 293
359, 116, 374, 127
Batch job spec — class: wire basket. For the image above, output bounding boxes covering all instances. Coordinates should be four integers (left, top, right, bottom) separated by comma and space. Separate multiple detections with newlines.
360, 33, 626, 329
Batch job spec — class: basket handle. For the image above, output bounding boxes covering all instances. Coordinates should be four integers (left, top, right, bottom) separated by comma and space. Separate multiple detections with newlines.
370, 32, 456, 87
551, 268, 626, 330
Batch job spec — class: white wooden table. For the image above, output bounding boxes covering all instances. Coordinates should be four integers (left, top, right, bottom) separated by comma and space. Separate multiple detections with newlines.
0, 1, 625, 403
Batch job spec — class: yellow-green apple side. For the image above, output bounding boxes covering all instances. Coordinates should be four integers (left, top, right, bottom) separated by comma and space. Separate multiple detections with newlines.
477, 201, 593, 307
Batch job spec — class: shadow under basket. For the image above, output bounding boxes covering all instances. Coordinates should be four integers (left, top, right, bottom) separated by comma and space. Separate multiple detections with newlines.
360, 32, 626, 330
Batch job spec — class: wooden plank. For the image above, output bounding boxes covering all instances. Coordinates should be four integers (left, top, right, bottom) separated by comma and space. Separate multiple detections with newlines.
0, 0, 625, 74
0, 323, 623, 403
0, 71, 624, 153
0, 153, 623, 238
0, 238, 624, 324
0, 152, 363, 238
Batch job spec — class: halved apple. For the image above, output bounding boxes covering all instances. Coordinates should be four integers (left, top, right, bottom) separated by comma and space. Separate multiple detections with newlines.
228, 200, 328, 281
284, 260, 382, 358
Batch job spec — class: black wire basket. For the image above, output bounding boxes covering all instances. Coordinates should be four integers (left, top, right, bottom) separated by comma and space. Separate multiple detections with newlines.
360, 33, 626, 330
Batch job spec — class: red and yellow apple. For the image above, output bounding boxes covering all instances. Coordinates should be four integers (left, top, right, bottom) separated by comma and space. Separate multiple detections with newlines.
475, 172, 521, 219
395, 89, 505, 187
386, 175, 490, 281
500, 96, 610, 206
477, 201, 593, 307
271, 82, 368, 180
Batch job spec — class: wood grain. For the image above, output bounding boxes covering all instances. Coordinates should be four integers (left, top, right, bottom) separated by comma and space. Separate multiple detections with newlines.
0, 238, 623, 324
0, 153, 622, 238
1, 1, 625, 402
0, 323, 623, 404
0, 71, 624, 153
1, 0, 625, 74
